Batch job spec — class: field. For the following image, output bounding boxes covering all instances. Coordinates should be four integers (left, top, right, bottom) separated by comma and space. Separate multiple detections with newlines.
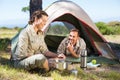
104, 35, 120, 44
0, 29, 18, 39
0, 29, 120, 80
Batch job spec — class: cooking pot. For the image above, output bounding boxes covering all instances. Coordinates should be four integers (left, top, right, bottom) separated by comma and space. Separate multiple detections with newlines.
55, 59, 71, 70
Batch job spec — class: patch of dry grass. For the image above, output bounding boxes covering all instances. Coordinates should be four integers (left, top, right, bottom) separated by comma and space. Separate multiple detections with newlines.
103, 35, 120, 44
0, 29, 19, 39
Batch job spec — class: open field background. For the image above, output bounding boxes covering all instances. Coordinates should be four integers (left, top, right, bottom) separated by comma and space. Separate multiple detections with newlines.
1, 28, 120, 43
104, 35, 120, 44
0, 29, 19, 39
0, 28, 120, 80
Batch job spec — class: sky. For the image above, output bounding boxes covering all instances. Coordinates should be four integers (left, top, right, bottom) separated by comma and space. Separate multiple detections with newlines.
0, 0, 120, 28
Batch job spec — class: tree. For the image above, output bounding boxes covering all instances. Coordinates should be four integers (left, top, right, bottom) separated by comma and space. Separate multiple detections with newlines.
22, 0, 42, 19
95, 22, 115, 35
107, 21, 120, 27
22, 6, 29, 12
95, 22, 108, 35
30, 0, 42, 19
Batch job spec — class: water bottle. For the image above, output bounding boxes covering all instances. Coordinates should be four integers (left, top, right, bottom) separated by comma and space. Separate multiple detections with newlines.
80, 49, 87, 70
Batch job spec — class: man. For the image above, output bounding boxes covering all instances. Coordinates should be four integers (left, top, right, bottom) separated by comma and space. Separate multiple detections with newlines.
57, 28, 86, 58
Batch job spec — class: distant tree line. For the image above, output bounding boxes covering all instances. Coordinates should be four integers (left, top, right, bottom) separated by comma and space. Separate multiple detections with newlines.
95, 21, 120, 35
47, 24, 69, 36
0, 21, 120, 35
0, 26, 23, 32
47, 21, 120, 35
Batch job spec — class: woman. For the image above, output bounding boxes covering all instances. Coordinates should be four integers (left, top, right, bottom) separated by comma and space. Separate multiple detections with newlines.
11, 10, 65, 71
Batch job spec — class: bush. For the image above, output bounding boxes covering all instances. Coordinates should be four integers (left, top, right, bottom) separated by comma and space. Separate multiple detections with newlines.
47, 24, 69, 35
95, 22, 120, 35
0, 38, 11, 51
0, 26, 9, 29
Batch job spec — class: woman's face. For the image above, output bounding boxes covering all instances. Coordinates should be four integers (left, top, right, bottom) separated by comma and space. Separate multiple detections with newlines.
35, 15, 48, 30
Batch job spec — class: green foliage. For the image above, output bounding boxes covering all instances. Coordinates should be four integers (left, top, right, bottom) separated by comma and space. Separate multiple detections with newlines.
0, 27, 22, 51
13, 26, 23, 32
0, 38, 10, 51
22, 6, 29, 12
95, 21, 120, 35
0, 26, 9, 29
47, 24, 69, 36
107, 21, 120, 26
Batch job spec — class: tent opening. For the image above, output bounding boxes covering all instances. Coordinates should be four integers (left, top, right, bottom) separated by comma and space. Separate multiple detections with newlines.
45, 14, 96, 56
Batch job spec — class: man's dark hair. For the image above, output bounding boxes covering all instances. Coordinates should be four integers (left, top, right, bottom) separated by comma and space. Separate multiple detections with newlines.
70, 28, 80, 36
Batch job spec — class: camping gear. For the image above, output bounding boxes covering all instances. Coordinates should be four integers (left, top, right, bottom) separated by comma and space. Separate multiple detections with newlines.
70, 69, 78, 76
87, 59, 100, 69
80, 49, 87, 70
87, 62, 100, 69
55, 59, 71, 70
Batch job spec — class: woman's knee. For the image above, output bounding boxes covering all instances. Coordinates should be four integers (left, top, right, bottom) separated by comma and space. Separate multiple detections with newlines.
43, 59, 49, 71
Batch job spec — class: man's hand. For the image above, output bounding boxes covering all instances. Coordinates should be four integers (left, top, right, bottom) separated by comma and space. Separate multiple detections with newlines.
67, 42, 79, 58
67, 42, 74, 53
57, 53, 66, 59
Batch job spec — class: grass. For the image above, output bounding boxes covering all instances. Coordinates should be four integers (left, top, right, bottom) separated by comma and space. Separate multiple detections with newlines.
0, 51, 120, 80
0, 29, 19, 39
0, 29, 120, 80
0, 65, 43, 80
103, 35, 120, 44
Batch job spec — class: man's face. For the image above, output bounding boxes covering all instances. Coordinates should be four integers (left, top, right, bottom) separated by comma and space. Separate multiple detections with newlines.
68, 31, 78, 44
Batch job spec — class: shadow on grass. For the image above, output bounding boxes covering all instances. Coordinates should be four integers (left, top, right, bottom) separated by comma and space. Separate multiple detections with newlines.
0, 55, 12, 67
0, 38, 11, 51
